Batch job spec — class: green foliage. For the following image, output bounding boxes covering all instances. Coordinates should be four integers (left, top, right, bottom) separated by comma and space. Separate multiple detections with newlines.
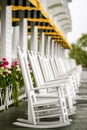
69, 33, 87, 67
77, 34, 87, 47
0, 58, 36, 106
10, 61, 24, 106
0, 58, 24, 106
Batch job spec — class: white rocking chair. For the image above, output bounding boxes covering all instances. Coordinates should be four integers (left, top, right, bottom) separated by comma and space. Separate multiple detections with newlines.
27, 51, 76, 115
13, 47, 71, 128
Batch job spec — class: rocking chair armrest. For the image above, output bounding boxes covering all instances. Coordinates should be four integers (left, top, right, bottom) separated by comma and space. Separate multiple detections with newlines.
47, 77, 68, 83
30, 83, 65, 91
41, 81, 67, 86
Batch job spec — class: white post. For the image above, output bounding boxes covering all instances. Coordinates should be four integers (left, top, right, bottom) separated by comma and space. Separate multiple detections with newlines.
56, 43, 59, 57
50, 39, 54, 57
30, 23, 38, 52
0, 22, 1, 56
54, 42, 58, 56
58, 44, 61, 57
60, 46, 65, 58
46, 36, 51, 56
1, 1, 12, 64
12, 26, 19, 59
19, 11, 27, 50
62, 47, 66, 58
39, 31, 45, 54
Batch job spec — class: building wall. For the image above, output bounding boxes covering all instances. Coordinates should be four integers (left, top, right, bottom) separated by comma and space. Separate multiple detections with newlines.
39, 0, 72, 36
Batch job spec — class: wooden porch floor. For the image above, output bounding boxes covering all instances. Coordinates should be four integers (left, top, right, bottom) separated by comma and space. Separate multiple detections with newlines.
0, 71, 87, 130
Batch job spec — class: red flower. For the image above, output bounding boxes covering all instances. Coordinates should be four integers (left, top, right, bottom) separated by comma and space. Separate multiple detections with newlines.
1, 64, 7, 68
28, 64, 31, 66
14, 61, 18, 65
11, 64, 14, 68
11, 60, 19, 68
4, 61, 9, 65
2, 58, 7, 61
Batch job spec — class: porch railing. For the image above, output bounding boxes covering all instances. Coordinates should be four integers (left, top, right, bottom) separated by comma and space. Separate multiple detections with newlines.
0, 86, 26, 111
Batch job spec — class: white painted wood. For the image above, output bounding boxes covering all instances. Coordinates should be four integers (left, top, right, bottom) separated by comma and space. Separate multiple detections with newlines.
48, 6, 67, 17
30, 24, 38, 52
45, 36, 51, 56
12, 26, 19, 59
19, 12, 27, 50
0, 22, 1, 56
13, 120, 70, 128
1, 1, 12, 64
39, 31, 45, 54
39, 0, 47, 12
51, 39, 54, 57
60, 20, 71, 26
61, 47, 65, 58
18, 48, 36, 124
0, 89, 5, 111
54, 43, 58, 56
57, 44, 61, 57
47, 0, 63, 8
57, 45, 65, 58
57, 14, 71, 22
15, 48, 71, 128
28, 51, 76, 115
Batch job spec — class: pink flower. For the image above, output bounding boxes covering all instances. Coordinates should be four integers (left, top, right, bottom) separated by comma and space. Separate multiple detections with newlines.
14, 61, 18, 65
11, 60, 19, 68
4, 61, 9, 65
11, 64, 15, 68
1, 64, 6, 68
2, 58, 7, 61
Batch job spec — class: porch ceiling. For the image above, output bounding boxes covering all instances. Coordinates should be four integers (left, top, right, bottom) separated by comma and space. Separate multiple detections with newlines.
47, 0, 63, 9
59, 19, 72, 26
57, 13, 71, 22
0, 0, 72, 49
48, 6, 68, 17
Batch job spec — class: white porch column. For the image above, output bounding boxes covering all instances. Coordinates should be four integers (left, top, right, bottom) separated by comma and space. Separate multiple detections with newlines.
1, 1, 12, 63
60, 46, 65, 58
54, 42, 58, 56
0, 22, 1, 56
61, 47, 65, 58
30, 23, 38, 52
57, 44, 61, 57
19, 11, 27, 50
12, 26, 19, 59
50, 39, 54, 57
39, 31, 45, 54
45, 36, 51, 56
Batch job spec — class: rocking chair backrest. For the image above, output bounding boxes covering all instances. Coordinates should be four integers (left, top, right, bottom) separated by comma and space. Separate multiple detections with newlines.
17, 47, 36, 124
38, 54, 55, 82
28, 51, 48, 94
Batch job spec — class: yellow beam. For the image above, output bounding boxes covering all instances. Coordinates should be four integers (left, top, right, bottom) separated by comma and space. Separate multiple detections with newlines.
38, 26, 53, 30
51, 35, 61, 39
27, 18, 49, 23
27, 26, 31, 29
54, 40, 63, 42
44, 32, 57, 35
12, 17, 49, 23
27, 25, 53, 30
12, 18, 20, 22
12, 5, 36, 11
